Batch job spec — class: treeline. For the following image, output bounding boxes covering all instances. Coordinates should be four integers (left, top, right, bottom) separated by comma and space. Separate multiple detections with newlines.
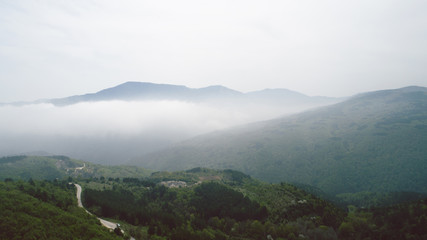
0, 179, 123, 240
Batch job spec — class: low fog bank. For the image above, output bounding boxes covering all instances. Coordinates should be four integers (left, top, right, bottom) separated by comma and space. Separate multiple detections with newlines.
0, 100, 311, 164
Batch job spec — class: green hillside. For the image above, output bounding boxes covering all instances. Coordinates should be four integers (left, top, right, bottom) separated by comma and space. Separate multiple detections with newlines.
0, 155, 151, 181
0, 179, 122, 240
133, 86, 427, 196
0, 155, 76, 180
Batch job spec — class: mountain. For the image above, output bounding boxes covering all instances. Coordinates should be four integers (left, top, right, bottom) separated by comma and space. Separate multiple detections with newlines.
43, 81, 340, 107
130, 86, 427, 196
45, 82, 243, 106
47, 82, 197, 105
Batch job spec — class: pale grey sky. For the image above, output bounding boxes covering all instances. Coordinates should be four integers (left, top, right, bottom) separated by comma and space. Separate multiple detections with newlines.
1, 0, 427, 102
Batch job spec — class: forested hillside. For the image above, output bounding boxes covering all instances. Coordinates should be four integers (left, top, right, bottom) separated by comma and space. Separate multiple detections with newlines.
81, 168, 345, 240
0, 155, 77, 180
80, 168, 427, 239
133, 87, 427, 196
0, 179, 122, 240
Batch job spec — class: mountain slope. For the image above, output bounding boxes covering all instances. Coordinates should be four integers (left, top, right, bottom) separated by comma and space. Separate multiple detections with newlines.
81, 168, 344, 239
131, 86, 427, 195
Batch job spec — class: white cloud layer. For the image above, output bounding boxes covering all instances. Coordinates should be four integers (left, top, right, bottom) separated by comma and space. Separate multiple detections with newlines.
0, 100, 286, 163
0, 101, 256, 137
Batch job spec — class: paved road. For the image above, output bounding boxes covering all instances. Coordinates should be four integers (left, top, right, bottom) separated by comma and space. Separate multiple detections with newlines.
74, 183, 135, 239
74, 184, 119, 230
74, 183, 84, 208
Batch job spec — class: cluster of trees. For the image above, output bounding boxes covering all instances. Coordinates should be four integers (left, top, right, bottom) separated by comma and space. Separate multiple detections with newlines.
191, 182, 267, 221
0, 179, 123, 240
338, 199, 427, 239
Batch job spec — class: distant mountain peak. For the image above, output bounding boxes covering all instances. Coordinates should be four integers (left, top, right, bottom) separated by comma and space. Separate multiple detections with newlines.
248, 88, 308, 97
43, 81, 341, 107
198, 85, 243, 96
201, 85, 237, 90
114, 81, 187, 88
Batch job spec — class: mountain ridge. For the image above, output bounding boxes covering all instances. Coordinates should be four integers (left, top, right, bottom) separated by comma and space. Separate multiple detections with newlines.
6, 81, 341, 107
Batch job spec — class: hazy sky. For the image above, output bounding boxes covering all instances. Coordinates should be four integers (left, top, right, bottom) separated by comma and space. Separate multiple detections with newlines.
1, 0, 427, 102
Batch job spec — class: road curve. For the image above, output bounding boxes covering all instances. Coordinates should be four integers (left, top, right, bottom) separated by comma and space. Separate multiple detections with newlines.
74, 183, 118, 229
74, 183, 135, 240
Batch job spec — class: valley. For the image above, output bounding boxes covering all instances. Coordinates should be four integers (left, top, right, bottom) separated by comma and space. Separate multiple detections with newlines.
1, 85, 426, 239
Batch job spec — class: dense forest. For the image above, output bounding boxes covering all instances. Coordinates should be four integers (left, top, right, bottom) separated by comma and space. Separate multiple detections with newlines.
78, 168, 427, 240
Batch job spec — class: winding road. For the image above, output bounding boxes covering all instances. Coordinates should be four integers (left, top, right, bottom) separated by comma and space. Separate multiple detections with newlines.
74, 183, 118, 229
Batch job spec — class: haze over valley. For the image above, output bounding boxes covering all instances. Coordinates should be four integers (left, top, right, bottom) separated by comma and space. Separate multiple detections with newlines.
2, 1, 427, 239
0, 82, 341, 164
2, 82, 426, 200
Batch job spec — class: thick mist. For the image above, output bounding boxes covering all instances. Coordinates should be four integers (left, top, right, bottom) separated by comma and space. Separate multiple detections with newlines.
0, 100, 298, 164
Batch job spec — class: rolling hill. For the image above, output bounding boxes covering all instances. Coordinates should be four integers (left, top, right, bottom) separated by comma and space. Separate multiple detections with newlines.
131, 86, 427, 196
